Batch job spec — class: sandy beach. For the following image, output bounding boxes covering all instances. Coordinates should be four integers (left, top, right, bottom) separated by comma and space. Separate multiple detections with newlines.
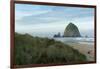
66, 42, 95, 61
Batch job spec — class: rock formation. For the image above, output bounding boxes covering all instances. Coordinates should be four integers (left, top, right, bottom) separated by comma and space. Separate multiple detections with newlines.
54, 32, 61, 37
63, 23, 81, 37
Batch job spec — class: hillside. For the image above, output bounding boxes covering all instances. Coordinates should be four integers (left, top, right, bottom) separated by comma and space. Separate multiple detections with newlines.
14, 33, 86, 65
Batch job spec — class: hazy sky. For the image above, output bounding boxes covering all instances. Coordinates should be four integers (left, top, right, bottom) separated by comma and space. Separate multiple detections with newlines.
15, 4, 94, 37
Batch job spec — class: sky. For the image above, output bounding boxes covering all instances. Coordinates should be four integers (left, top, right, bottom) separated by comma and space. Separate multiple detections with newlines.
15, 4, 95, 37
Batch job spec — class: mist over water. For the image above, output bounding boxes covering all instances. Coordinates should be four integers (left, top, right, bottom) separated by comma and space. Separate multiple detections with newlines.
28, 32, 94, 38
54, 37, 94, 45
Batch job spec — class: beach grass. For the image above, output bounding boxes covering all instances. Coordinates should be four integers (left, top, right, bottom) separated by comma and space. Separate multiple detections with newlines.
14, 32, 87, 65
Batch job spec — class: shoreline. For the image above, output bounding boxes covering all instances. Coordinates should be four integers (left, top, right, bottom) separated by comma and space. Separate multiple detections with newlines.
66, 42, 94, 61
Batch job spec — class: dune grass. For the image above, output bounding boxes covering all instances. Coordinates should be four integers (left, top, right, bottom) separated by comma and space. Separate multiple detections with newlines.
14, 32, 87, 65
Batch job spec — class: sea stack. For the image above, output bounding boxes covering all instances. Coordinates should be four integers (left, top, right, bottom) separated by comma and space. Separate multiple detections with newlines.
63, 23, 81, 37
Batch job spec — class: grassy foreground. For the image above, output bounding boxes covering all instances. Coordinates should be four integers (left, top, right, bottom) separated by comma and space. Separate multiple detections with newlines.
14, 33, 87, 65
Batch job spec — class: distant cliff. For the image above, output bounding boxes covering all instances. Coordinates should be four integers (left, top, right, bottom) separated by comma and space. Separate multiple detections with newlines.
64, 23, 81, 37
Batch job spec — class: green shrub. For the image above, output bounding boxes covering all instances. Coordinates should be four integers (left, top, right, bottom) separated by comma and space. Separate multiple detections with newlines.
14, 32, 87, 65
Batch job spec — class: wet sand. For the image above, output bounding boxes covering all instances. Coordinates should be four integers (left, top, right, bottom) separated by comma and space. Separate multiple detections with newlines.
66, 42, 95, 61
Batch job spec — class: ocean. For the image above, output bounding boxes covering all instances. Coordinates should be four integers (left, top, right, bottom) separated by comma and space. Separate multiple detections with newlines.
53, 37, 94, 45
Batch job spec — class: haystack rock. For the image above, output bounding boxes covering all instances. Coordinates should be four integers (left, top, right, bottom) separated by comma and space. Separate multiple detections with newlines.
64, 23, 81, 37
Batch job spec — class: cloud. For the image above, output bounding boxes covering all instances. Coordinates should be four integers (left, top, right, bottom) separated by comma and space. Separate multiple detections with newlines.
15, 4, 95, 37
15, 5, 94, 25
